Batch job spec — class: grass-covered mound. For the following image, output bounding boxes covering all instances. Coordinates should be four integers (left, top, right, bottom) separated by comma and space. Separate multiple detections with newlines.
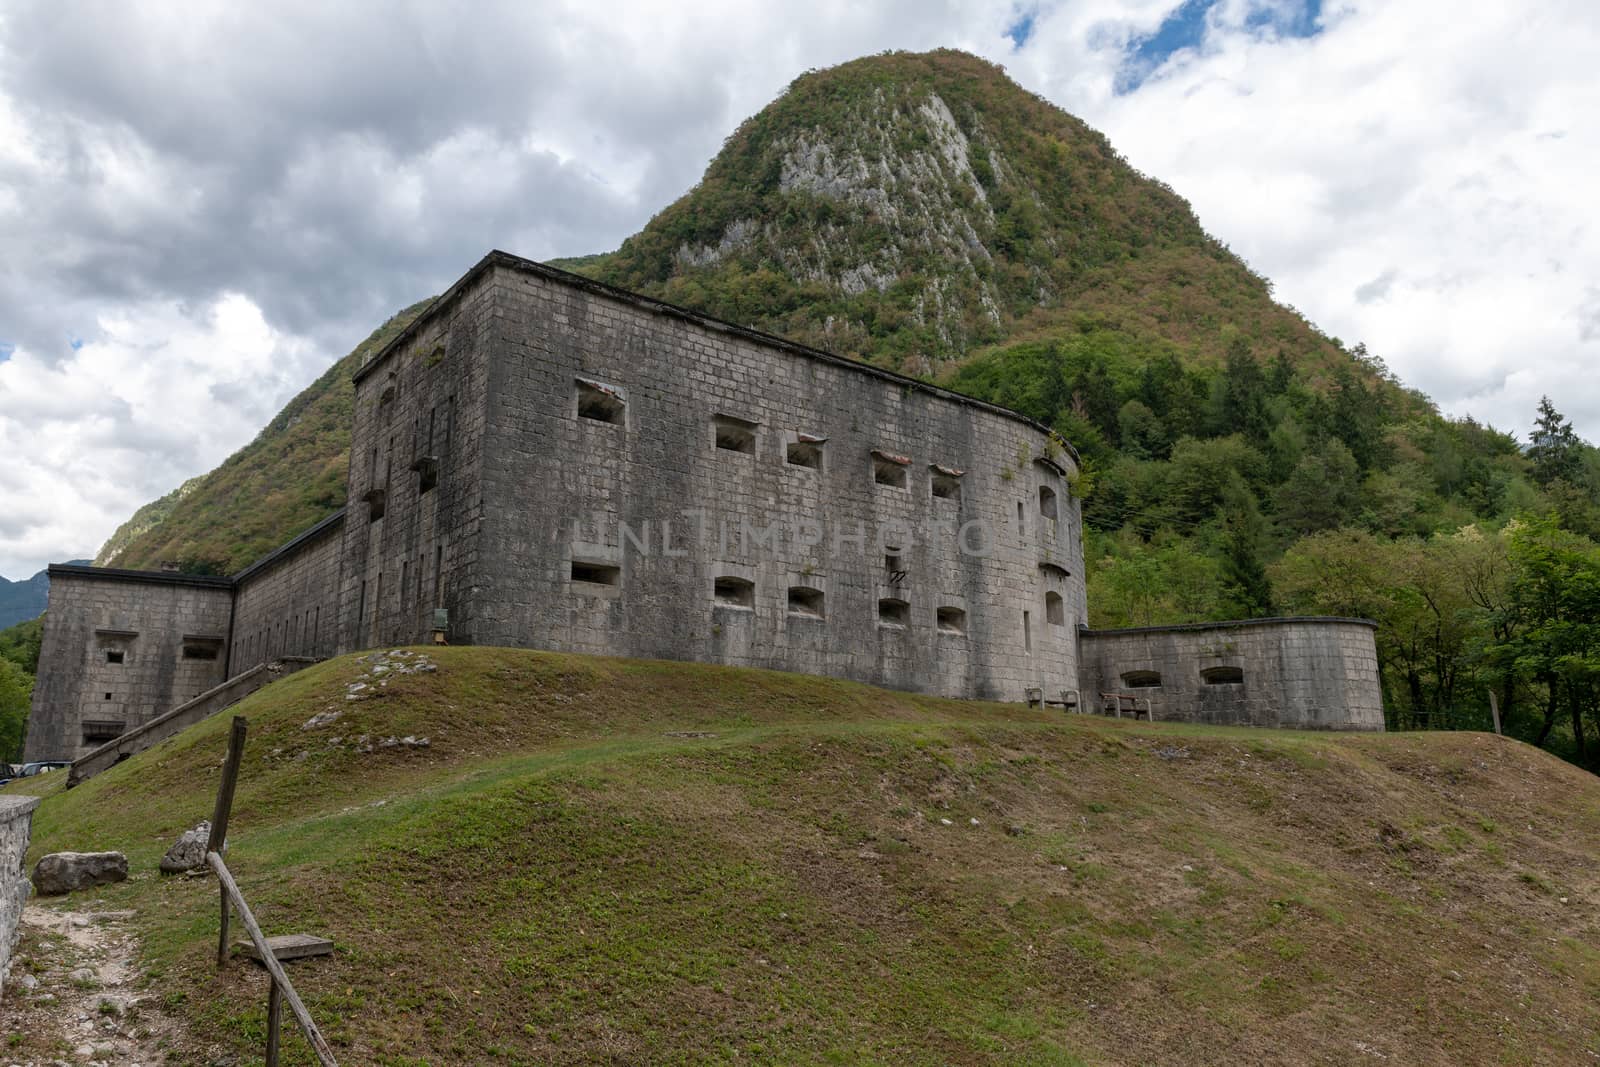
11, 647, 1600, 1064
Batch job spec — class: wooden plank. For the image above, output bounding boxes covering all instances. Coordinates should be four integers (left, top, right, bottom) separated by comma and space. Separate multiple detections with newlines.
209, 853, 340, 1066
242, 934, 335, 964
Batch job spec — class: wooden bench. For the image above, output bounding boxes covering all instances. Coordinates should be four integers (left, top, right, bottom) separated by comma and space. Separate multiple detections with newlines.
1099, 691, 1153, 720
1026, 688, 1081, 712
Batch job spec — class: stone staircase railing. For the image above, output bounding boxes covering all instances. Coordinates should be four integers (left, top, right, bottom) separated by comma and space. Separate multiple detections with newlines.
67, 657, 317, 788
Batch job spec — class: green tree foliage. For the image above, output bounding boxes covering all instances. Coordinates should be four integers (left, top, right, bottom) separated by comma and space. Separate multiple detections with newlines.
1485, 516, 1600, 762
0, 615, 41, 676
1275, 439, 1362, 534
0, 657, 30, 763
1528, 396, 1583, 487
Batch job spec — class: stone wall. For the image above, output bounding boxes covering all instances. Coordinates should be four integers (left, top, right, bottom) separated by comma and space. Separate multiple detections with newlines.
23, 568, 235, 762
336, 267, 496, 656
458, 255, 1082, 701
1077, 618, 1384, 730
231, 511, 346, 671
0, 795, 41, 997
67, 657, 316, 787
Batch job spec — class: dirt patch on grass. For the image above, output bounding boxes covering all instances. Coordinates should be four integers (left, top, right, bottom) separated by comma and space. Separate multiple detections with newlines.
2, 904, 205, 1065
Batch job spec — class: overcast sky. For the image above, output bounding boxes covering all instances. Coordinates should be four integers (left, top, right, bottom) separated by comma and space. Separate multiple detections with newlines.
1, 0, 1596, 579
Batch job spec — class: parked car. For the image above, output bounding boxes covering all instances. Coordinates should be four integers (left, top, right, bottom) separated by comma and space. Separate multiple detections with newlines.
19, 760, 71, 777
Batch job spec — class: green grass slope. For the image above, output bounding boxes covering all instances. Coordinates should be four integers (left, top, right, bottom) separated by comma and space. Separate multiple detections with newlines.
9, 648, 1600, 1065
101, 300, 433, 574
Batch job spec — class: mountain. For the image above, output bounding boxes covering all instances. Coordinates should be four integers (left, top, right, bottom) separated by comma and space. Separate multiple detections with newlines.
0, 567, 51, 630
92, 49, 1599, 762
107, 49, 1382, 574
578, 49, 1355, 380
101, 301, 431, 573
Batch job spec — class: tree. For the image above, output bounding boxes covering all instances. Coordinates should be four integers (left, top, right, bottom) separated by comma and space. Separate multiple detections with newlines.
1209, 338, 1271, 443
1274, 439, 1362, 535
1219, 485, 1274, 617
1485, 516, 1600, 763
1527, 396, 1582, 487
0, 658, 30, 764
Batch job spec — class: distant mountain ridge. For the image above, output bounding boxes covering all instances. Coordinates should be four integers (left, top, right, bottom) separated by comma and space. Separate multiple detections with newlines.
0, 568, 49, 630
0, 559, 90, 629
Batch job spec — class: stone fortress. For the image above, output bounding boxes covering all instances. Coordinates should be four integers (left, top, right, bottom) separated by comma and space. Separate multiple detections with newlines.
23, 251, 1385, 765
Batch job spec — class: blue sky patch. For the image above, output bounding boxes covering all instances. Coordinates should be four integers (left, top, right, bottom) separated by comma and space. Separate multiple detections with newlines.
1116, 0, 1323, 94
0, 342, 12, 363
1006, 8, 1037, 50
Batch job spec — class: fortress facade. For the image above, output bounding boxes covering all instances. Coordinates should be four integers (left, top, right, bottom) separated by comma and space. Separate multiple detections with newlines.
23, 252, 1385, 764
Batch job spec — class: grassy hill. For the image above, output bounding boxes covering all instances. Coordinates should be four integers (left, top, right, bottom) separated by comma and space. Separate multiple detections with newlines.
9, 647, 1600, 1064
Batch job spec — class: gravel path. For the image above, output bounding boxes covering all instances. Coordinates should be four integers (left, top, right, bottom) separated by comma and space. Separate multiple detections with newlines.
2, 904, 183, 1066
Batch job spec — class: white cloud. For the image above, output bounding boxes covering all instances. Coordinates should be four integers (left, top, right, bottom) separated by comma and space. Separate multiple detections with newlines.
1061, 0, 1600, 441
1, 0, 1597, 577
0, 295, 317, 574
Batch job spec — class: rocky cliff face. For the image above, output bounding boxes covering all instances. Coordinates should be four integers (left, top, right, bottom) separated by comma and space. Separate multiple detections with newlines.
583, 49, 1330, 376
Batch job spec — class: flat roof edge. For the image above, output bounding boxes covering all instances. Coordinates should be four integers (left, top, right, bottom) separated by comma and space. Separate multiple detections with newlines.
352, 250, 1079, 462
46, 564, 235, 590
1081, 616, 1379, 637
231, 508, 348, 583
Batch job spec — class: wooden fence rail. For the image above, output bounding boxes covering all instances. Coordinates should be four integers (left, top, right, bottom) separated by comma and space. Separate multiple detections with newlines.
207, 715, 340, 1067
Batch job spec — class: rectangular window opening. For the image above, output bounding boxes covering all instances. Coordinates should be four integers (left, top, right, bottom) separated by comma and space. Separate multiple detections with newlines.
1122, 671, 1162, 689
788, 586, 825, 619
1039, 484, 1059, 521
878, 598, 910, 628
571, 560, 621, 586
1023, 610, 1032, 653
1202, 665, 1245, 686
576, 379, 625, 424
872, 451, 909, 489
930, 466, 963, 501
936, 606, 967, 635
787, 439, 823, 470
183, 640, 222, 661
416, 455, 439, 493
104, 650, 124, 665
82, 720, 125, 744
1045, 591, 1065, 626
713, 575, 755, 609
714, 415, 758, 454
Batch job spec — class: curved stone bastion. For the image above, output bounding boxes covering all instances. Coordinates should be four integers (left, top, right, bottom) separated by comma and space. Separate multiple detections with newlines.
1077, 617, 1385, 731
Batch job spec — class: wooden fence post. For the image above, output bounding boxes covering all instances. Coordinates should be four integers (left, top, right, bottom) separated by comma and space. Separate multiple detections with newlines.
1488, 689, 1503, 736
209, 853, 340, 1065
209, 716, 249, 968
266, 980, 283, 1066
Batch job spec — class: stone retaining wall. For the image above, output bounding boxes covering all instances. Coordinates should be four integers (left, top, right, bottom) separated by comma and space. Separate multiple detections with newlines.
0, 794, 41, 996
67, 657, 317, 788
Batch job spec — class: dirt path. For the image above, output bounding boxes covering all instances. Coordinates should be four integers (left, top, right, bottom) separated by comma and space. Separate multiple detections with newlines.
2, 903, 183, 1066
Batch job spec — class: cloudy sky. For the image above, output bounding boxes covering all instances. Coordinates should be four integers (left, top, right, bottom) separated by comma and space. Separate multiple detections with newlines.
1, 0, 1596, 579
